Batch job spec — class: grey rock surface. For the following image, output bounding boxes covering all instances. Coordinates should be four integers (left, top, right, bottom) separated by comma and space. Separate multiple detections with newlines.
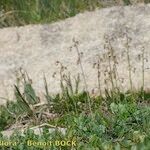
0, 4, 150, 104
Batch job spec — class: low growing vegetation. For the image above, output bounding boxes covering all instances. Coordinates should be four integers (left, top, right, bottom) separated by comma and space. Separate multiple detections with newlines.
0, 68, 149, 149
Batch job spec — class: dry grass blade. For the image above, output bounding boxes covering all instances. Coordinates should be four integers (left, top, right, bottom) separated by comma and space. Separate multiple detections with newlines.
14, 85, 34, 116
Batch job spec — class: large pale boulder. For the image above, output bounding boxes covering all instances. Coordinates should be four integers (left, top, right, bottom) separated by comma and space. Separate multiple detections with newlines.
0, 4, 150, 104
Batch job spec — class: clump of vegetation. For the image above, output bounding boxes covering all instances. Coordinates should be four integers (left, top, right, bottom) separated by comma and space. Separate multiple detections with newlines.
0, 0, 103, 28
0, 67, 149, 149
0, 88, 150, 150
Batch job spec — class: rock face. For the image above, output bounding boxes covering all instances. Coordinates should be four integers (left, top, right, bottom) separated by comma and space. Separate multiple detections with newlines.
0, 4, 150, 104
